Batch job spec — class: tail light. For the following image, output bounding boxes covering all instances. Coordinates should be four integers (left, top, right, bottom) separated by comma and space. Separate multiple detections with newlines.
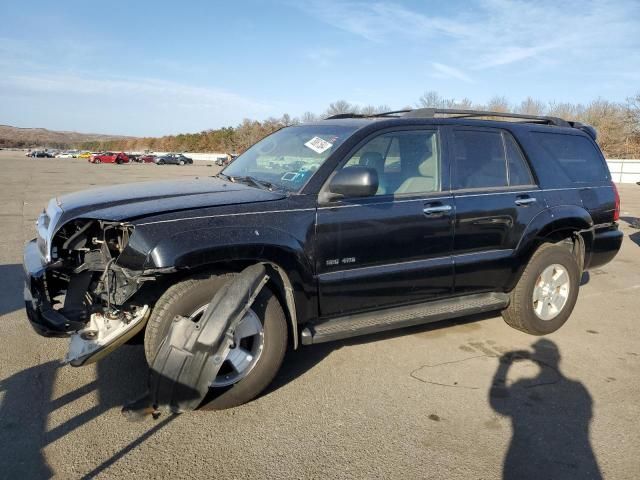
612, 181, 620, 221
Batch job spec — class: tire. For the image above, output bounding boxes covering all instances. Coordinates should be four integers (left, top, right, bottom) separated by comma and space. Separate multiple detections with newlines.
502, 242, 580, 335
95, 159, 101, 164
178, 160, 185, 165
157, 160, 164, 165
144, 272, 288, 410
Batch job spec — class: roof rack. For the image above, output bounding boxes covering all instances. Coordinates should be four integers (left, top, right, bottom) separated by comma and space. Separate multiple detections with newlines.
325, 108, 571, 127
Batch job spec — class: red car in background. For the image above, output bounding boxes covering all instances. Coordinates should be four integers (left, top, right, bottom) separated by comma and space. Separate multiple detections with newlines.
138, 154, 157, 163
89, 152, 129, 164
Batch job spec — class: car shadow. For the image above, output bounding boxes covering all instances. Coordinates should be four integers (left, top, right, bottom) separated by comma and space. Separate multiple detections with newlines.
630, 232, 640, 247
489, 339, 602, 479
620, 216, 640, 229
0, 344, 171, 479
0, 264, 24, 316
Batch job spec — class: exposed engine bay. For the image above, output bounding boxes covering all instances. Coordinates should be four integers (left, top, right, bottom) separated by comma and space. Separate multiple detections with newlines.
42, 218, 151, 365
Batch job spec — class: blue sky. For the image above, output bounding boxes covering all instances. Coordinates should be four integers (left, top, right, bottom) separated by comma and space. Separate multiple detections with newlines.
1, 0, 639, 136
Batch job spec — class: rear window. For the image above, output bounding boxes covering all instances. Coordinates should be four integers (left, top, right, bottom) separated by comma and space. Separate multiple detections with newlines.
532, 132, 609, 183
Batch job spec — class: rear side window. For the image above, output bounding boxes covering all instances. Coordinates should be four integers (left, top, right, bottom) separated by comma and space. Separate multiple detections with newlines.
532, 132, 609, 183
452, 130, 533, 190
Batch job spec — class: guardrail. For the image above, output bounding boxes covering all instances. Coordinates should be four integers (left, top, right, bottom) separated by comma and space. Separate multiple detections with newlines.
607, 159, 640, 184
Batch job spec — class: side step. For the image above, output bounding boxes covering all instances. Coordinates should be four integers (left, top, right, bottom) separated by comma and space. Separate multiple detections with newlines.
301, 292, 509, 345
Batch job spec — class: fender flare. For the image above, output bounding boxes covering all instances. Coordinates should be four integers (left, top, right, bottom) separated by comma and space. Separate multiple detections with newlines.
146, 225, 314, 349
508, 205, 594, 290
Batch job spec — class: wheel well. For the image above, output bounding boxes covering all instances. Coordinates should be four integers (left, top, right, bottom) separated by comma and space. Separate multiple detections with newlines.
136, 260, 300, 349
539, 229, 586, 271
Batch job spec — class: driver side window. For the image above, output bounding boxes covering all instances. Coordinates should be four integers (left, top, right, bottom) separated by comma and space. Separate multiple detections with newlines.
342, 130, 440, 196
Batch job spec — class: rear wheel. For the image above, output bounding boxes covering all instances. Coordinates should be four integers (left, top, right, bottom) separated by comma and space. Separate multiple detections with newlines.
144, 272, 288, 409
502, 243, 580, 335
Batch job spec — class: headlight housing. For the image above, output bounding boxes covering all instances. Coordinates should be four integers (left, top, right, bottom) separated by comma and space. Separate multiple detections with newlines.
36, 198, 63, 263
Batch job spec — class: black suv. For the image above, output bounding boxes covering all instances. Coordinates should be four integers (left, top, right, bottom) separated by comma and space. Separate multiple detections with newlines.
23, 109, 622, 410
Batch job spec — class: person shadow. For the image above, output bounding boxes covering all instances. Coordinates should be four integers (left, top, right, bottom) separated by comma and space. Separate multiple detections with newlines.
489, 339, 602, 480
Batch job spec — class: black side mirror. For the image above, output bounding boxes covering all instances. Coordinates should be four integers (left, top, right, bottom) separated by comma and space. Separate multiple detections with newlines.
328, 166, 379, 199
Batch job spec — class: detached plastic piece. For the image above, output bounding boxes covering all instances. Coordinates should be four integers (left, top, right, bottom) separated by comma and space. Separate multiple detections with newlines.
122, 264, 269, 420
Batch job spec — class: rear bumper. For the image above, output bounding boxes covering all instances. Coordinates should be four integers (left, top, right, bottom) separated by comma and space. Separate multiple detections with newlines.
23, 239, 80, 337
585, 224, 624, 270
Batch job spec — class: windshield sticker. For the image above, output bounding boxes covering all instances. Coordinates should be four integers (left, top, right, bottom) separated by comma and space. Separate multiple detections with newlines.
304, 136, 333, 154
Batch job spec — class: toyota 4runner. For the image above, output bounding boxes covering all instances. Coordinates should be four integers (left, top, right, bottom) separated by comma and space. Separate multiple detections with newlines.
23, 108, 623, 410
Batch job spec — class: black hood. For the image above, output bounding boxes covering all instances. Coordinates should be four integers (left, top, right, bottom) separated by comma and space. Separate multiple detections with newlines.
56, 177, 286, 224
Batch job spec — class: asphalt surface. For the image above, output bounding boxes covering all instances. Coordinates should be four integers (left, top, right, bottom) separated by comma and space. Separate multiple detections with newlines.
0, 150, 639, 479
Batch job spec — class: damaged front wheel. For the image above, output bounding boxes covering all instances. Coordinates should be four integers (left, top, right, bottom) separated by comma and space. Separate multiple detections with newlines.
144, 272, 288, 410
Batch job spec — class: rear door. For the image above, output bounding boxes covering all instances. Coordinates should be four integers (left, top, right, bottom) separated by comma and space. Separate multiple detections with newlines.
315, 127, 454, 317
449, 127, 545, 294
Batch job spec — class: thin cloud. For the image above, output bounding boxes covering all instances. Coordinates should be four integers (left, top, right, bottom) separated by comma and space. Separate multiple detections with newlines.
0, 72, 271, 112
302, 0, 640, 71
432, 62, 473, 83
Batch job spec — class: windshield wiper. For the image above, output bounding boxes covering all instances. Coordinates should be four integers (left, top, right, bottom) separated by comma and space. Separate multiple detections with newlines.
233, 176, 281, 192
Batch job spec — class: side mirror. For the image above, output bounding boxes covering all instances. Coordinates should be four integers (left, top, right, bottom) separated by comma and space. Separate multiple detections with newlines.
328, 166, 379, 199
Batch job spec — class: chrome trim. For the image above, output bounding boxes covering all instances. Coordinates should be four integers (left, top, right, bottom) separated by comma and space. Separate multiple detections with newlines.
515, 197, 537, 206
423, 205, 452, 215
137, 207, 316, 226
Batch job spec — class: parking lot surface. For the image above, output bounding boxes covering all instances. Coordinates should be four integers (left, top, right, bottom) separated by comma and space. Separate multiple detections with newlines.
1, 150, 639, 479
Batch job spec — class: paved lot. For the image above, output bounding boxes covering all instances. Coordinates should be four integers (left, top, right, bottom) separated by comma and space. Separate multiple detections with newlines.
0, 150, 639, 479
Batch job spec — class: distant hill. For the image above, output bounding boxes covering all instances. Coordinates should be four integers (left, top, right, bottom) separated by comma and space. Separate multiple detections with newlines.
0, 124, 134, 149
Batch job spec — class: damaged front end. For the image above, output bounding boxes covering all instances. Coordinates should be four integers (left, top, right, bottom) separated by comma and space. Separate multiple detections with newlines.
24, 199, 152, 366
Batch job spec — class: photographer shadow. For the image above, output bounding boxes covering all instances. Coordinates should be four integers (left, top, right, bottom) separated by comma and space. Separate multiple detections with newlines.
489, 339, 602, 480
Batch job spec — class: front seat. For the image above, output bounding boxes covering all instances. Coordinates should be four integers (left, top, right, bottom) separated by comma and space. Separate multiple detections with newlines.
358, 151, 386, 195
395, 150, 437, 194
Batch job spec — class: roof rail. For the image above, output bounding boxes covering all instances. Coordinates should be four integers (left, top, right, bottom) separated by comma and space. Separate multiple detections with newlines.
403, 108, 570, 127
325, 108, 572, 127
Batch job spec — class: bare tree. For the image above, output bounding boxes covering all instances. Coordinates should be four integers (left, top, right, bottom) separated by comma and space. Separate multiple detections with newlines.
484, 96, 511, 113
324, 100, 358, 118
301, 111, 318, 123
517, 97, 546, 116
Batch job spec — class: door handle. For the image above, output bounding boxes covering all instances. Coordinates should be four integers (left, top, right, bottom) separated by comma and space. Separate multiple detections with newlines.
515, 197, 537, 206
423, 204, 452, 216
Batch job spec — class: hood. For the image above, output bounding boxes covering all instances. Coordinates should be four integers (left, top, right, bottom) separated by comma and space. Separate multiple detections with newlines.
56, 177, 286, 224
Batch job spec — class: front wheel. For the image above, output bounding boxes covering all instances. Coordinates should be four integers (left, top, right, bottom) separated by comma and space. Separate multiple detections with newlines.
502, 243, 580, 335
178, 160, 185, 165
144, 273, 288, 409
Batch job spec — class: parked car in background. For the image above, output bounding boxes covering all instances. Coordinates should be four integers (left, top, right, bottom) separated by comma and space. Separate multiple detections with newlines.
215, 153, 238, 167
77, 151, 92, 159
155, 153, 193, 165
89, 152, 130, 164
56, 152, 75, 158
138, 154, 157, 163
29, 150, 54, 158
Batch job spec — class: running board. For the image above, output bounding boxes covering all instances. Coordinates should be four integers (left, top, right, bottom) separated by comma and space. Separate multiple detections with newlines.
301, 293, 509, 345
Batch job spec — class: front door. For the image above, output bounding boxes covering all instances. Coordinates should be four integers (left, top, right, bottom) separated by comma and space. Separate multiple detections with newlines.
315, 128, 454, 317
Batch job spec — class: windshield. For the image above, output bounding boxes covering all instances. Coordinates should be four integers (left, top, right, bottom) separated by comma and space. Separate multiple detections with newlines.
222, 124, 358, 192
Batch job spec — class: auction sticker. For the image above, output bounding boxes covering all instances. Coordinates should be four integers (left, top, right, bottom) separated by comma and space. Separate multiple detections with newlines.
304, 136, 333, 154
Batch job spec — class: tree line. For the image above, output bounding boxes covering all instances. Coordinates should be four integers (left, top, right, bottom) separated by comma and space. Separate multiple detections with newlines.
77, 91, 640, 158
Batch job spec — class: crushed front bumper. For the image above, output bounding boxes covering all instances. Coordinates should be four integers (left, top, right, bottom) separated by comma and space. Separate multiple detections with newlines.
23, 239, 83, 337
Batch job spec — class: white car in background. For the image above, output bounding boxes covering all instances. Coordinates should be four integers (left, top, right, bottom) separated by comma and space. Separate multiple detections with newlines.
56, 152, 75, 158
